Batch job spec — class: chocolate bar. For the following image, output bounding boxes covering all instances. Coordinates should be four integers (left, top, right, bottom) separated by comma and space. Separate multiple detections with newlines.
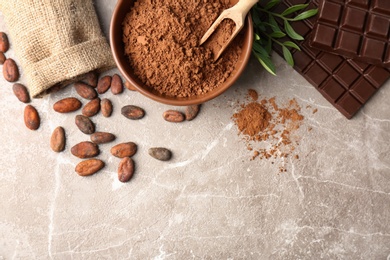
310, 0, 390, 67
267, 0, 390, 119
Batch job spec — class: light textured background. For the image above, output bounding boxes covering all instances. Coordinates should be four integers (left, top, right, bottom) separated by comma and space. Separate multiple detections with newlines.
1, 1, 389, 259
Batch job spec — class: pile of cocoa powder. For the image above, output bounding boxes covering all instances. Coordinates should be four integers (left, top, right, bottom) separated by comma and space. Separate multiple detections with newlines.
122, 0, 243, 97
232, 89, 305, 172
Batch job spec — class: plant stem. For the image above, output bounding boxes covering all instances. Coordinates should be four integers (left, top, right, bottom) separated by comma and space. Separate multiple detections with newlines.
258, 30, 285, 48
255, 7, 296, 21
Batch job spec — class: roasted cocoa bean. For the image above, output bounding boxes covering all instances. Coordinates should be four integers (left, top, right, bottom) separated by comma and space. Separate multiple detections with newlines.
53, 97, 82, 113
97, 75, 112, 94
71, 141, 99, 158
101, 98, 113, 117
82, 71, 98, 87
118, 157, 134, 183
3, 58, 19, 82
148, 147, 172, 161
185, 104, 201, 121
50, 126, 66, 152
46, 84, 63, 95
82, 98, 100, 117
75, 115, 95, 134
110, 142, 137, 158
124, 80, 137, 91
12, 83, 30, 103
75, 159, 105, 176
0, 52, 6, 65
0, 32, 9, 53
90, 132, 116, 144
121, 105, 145, 120
24, 105, 40, 130
111, 74, 124, 95
74, 82, 98, 100
163, 110, 185, 122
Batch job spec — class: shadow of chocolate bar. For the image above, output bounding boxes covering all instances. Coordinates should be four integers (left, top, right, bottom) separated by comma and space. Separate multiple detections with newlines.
266, 0, 390, 119
310, 0, 390, 67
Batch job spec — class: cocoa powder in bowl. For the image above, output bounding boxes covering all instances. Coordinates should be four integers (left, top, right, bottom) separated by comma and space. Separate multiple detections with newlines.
110, 0, 253, 105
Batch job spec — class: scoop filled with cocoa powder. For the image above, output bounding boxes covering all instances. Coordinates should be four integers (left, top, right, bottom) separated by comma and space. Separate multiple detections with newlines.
110, 0, 253, 105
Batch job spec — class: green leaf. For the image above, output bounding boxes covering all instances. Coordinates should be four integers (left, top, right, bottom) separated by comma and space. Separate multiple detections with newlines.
254, 33, 261, 41
292, 9, 318, 21
253, 42, 270, 57
264, 0, 281, 10
251, 8, 262, 26
281, 4, 308, 16
270, 31, 286, 38
283, 41, 301, 51
258, 23, 266, 31
284, 21, 304, 40
282, 46, 294, 66
268, 14, 282, 32
253, 51, 276, 76
265, 37, 272, 54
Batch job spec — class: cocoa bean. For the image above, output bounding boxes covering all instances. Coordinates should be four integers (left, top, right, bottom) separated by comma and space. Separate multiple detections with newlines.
163, 110, 185, 122
124, 81, 137, 91
0, 32, 9, 53
0, 52, 5, 65
185, 104, 201, 121
82, 71, 98, 88
148, 147, 172, 161
3, 58, 19, 82
71, 141, 99, 158
12, 83, 30, 103
24, 105, 40, 130
50, 126, 65, 152
118, 157, 134, 183
75, 159, 105, 176
111, 74, 124, 95
75, 115, 95, 134
90, 132, 116, 144
82, 98, 100, 117
53, 97, 82, 113
110, 142, 137, 158
101, 98, 113, 117
46, 84, 63, 94
74, 82, 97, 100
97, 75, 112, 94
121, 105, 145, 120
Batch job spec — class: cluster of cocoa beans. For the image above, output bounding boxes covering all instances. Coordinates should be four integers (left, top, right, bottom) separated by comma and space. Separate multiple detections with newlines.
0, 32, 37, 131
50, 71, 196, 181
1, 30, 202, 182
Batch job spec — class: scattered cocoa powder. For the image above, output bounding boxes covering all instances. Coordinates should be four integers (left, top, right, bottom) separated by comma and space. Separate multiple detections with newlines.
248, 89, 258, 101
122, 0, 243, 98
233, 89, 305, 171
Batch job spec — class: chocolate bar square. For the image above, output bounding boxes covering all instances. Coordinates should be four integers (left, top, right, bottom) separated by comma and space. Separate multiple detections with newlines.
310, 0, 390, 67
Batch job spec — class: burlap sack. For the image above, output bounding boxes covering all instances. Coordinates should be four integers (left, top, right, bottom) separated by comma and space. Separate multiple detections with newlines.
0, 0, 115, 97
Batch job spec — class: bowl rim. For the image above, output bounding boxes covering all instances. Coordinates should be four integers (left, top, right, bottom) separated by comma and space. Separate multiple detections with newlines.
110, 0, 254, 106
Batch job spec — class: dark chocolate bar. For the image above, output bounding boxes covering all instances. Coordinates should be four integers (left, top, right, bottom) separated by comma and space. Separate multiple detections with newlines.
265, 0, 390, 119
310, 0, 390, 67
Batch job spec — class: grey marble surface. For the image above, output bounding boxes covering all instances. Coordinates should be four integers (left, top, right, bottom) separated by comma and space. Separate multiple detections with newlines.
1, 1, 389, 259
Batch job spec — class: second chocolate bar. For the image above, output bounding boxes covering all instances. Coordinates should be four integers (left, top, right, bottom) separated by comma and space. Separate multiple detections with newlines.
266, 0, 390, 119
310, 0, 390, 67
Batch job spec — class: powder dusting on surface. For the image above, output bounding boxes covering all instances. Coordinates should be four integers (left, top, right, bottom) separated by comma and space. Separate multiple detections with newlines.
233, 89, 306, 172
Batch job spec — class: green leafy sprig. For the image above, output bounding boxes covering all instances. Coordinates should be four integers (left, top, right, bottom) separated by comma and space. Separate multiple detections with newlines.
251, 1, 318, 75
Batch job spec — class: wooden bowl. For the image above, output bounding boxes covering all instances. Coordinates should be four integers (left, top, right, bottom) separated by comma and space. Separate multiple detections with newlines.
110, 0, 253, 106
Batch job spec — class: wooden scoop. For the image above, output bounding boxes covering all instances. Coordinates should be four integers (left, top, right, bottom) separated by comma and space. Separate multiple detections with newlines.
200, 0, 258, 60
